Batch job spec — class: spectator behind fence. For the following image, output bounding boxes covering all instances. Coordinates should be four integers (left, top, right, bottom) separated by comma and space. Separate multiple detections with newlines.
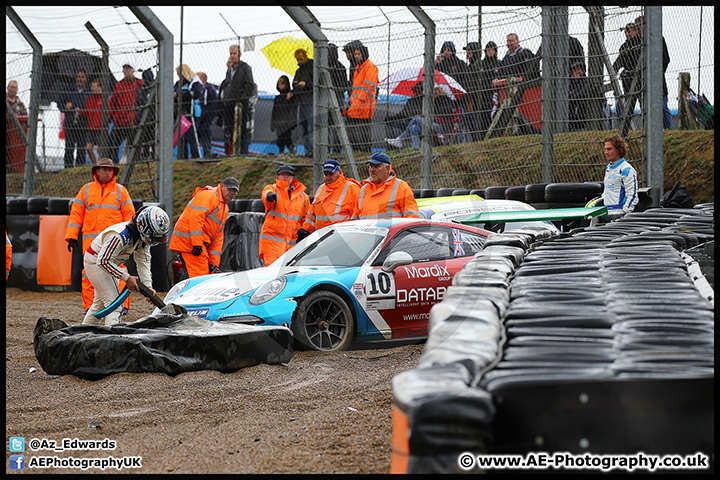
478, 41, 502, 138
61, 69, 90, 168
342, 40, 363, 101
6, 80, 27, 116
612, 23, 641, 117
385, 81, 424, 139
109, 60, 143, 164
136, 69, 156, 161
196, 72, 219, 158
343, 43, 378, 153
464, 41, 483, 142
386, 86, 457, 149
81, 78, 106, 165
221, 44, 256, 155
634, 15, 672, 129
435, 40, 472, 141
173, 64, 202, 159
328, 43, 348, 152
271, 75, 297, 155
493, 33, 537, 87
569, 61, 589, 132
288, 48, 314, 157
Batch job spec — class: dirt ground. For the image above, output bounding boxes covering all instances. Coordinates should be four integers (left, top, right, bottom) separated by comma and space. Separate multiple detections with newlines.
5, 288, 424, 474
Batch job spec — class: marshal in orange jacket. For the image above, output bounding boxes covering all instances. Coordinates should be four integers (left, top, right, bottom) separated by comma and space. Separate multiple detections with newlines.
65, 173, 135, 310
169, 184, 230, 270
353, 172, 421, 220
301, 173, 361, 233
259, 178, 310, 266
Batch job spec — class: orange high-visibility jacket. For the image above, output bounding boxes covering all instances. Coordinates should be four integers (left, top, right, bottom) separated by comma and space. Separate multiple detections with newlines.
169, 184, 229, 267
65, 175, 135, 249
347, 58, 378, 120
301, 174, 361, 233
259, 178, 310, 266
5, 232, 11, 280
353, 173, 421, 220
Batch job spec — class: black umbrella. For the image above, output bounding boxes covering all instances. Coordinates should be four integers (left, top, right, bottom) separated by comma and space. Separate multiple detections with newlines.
40, 48, 117, 106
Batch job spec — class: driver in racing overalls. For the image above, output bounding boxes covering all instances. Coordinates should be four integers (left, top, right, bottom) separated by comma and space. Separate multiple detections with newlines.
82, 206, 169, 325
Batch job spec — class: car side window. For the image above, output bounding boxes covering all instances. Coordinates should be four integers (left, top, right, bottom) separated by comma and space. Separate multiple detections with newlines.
372, 226, 452, 266
452, 228, 486, 257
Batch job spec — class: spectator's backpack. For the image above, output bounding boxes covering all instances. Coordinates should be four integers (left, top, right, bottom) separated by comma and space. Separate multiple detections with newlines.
688, 88, 714, 130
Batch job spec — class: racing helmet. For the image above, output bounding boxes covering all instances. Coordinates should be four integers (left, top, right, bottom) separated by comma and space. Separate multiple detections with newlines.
134, 206, 170, 246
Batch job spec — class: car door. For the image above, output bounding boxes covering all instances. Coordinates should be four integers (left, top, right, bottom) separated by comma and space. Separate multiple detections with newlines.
366, 225, 486, 339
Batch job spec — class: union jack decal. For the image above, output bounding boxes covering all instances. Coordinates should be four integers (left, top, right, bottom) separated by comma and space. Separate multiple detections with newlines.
452, 228, 465, 257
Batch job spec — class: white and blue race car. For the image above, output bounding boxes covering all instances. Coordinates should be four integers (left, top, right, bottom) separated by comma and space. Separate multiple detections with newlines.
160, 218, 492, 351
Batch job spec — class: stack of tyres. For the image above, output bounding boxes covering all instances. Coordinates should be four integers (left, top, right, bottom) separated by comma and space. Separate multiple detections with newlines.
391, 207, 714, 472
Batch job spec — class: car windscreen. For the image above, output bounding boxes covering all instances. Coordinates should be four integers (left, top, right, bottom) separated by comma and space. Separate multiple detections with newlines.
282, 230, 385, 267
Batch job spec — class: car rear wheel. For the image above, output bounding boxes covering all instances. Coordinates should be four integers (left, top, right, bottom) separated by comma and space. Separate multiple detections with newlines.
292, 290, 354, 351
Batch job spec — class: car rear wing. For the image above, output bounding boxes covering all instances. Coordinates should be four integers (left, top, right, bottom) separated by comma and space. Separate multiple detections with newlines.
459, 206, 608, 225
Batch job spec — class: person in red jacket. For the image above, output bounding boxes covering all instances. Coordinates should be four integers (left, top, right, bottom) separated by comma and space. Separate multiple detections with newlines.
82, 78, 106, 165
109, 60, 143, 164
169, 177, 239, 278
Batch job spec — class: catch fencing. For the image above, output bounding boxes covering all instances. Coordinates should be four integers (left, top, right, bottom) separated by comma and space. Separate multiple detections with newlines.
5, 6, 714, 202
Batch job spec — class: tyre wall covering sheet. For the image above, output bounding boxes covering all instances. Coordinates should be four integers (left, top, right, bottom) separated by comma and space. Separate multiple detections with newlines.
6, 214, 42, 291
391, 206, 715, 473
34, 303, 294, 379
220, 212, 265, 272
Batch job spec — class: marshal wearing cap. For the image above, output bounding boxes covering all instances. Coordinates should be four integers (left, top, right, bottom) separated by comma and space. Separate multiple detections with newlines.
323, 159, 341, 173
276, 164, 296, 176
222, 177, 240, 192
367, 152, 392, 165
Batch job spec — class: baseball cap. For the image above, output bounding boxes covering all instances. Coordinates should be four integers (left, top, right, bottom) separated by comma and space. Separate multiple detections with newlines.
367, 152, 391, 165
122, 60, 135, 69
276, 164, 295, 176
323, 159, 341, 173
222, 176, 240, 191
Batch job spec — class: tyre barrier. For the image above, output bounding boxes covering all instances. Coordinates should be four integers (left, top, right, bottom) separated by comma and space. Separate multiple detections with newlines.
483, 186, 510, 200
391, 207, 714, 473
5, 196, 170, 293
504, 185, 526, 202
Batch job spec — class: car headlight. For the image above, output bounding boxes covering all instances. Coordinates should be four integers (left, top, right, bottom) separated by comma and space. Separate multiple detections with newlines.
249, 276, 287, 305
165, 279, 189, 302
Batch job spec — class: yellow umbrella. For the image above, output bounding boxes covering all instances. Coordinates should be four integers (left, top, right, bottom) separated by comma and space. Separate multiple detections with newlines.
261, 36, 314, 75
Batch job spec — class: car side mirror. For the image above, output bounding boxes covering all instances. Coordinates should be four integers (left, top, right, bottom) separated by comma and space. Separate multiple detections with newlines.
382, 251, 413, 272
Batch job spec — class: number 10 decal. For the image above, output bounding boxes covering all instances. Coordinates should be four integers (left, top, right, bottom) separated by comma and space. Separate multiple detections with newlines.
366, 269, 396, 298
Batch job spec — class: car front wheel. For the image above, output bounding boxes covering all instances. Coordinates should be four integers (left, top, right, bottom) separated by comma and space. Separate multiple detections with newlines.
292, 290, 354, 351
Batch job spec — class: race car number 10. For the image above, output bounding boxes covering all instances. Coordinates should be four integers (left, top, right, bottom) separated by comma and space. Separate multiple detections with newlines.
366, 270, 395, 297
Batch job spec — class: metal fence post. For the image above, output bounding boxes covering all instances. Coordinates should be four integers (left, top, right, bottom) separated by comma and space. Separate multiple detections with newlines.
408, 6, 435, 190
128, 6, 174, 221
644, 6, 664, 207
7, 7, 41, 195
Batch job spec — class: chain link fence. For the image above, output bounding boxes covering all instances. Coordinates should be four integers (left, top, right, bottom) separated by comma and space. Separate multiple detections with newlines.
6, 6, 714, 198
